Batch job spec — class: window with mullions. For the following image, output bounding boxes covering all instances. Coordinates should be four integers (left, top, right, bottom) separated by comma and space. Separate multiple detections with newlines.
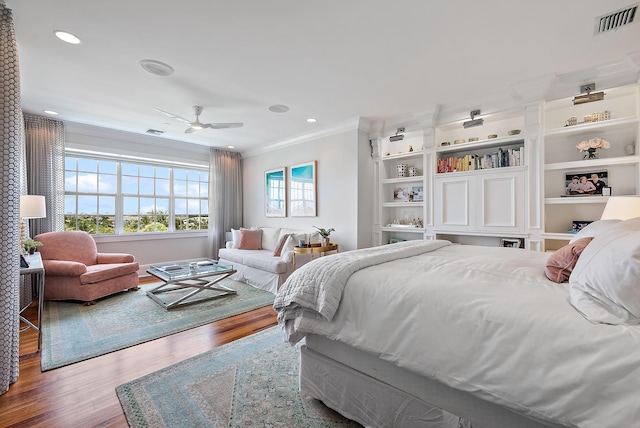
173, 168, 209, 231
64, 157, 117, 233
64, 155, 209, 235
122, 163, 171, 233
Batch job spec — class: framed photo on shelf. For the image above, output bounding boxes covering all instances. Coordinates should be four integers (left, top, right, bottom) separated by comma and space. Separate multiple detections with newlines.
563, 171, 608, 196
394, 187, 409, 201
499, 238, 522, 248
571, 220, 593, 234
411, 186, 424, 202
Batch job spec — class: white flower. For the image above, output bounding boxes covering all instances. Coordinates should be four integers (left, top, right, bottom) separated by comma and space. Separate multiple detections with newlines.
576, 138, 609, 152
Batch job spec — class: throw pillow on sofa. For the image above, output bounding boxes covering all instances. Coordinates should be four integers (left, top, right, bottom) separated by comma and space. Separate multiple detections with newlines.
237, 229, 262, 250
273, 234, 291, 256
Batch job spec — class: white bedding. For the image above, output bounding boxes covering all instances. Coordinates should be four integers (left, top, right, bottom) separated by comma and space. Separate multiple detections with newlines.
274, 241, 640, 428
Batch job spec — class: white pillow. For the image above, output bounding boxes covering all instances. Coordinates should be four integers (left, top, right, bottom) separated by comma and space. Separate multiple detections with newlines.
569, 217, 640, 324
282, 233, 307, 254
260, 227, 282, 251
230, 228, 241, 249
569, 219, 621, 244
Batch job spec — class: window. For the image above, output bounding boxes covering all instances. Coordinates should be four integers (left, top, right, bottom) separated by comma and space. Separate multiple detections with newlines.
64, 154, 208, 235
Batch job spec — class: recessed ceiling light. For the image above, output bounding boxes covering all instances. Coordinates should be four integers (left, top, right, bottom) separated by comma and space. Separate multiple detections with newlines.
43, 110, 58, 115
268, 104, 289, 113
54, 31, 82, 44
307, 118, 317, 123
139, 59, 174, 77
227, 145, 235, 149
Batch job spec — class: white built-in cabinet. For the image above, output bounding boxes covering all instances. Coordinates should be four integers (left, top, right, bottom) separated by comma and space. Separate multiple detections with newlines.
434, 168, 525, 235
371, 82, 640, 250
375, 133, 429, 245
541, 84, 640, 250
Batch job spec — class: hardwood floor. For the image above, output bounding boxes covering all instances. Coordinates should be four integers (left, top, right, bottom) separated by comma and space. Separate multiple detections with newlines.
0, 277, 278, 427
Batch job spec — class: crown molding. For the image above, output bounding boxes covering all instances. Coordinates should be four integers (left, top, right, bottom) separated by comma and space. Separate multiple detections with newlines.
243, 117, 364, 158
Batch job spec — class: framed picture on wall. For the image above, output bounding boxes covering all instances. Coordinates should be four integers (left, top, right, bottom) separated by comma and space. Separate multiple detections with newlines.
265, 167, 287, 217
290, 161, 317, 217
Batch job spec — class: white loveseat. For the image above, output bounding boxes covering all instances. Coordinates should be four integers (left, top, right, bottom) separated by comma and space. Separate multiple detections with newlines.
218, 227, 320, 294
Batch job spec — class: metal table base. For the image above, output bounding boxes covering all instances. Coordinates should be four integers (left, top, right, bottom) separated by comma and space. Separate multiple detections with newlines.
146, 270, 236, 310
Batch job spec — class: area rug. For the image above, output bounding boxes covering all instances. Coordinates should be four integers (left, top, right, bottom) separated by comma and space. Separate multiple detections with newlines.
41, 279, 274, 371
116, 327, 360, 427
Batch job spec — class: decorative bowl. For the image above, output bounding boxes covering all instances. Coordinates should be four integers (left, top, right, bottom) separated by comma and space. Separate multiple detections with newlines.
441, 141, 450, 146
454, 139, 465, 144
468, 137, 479, 142
508, 129, 521, 136
488, 134, 498, 139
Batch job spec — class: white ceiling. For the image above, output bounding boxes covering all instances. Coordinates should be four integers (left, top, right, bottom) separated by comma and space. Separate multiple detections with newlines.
6, 0, 640, 154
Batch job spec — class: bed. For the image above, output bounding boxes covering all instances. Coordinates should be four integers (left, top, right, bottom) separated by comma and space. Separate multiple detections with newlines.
273, 218, 640, 428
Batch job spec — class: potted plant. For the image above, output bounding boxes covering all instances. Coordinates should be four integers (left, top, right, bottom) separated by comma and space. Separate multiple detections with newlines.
313, 226, 335, 247
23, 237, 43, 255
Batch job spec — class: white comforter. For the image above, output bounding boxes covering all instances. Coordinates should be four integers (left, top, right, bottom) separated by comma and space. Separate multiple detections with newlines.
274, 241, 640, 428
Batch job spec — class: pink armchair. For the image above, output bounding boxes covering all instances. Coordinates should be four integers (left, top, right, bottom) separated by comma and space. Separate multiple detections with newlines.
35, 231, 140, 303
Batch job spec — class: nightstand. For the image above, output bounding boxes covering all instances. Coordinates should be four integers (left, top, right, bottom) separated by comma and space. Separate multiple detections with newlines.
293, 243, 339, 270
20, 252, 45, 350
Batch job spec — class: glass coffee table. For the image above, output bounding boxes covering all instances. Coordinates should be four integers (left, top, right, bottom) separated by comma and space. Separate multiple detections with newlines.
146, 258, 236, 310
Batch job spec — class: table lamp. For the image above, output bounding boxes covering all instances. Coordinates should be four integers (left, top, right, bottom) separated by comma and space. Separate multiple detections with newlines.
20, 195, 47, 253
600, 196, 640, 220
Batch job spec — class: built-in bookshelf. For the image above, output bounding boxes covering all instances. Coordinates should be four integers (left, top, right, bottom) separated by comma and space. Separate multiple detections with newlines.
371, 82, 640, 251
376, 133, 427, 244
542, 84, 640, 250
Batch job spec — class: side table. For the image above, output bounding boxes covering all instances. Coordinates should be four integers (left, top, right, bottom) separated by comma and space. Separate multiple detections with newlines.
293, 243, 339, 270
20, 252, 45, 350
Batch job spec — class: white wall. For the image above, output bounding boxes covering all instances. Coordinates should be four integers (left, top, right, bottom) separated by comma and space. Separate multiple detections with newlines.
243, 128, 373, 252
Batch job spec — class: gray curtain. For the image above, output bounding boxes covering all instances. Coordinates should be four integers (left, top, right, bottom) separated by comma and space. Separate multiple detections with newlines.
24, 114, 65, 235
208, 149, 243, 259
0, 3, 23, 395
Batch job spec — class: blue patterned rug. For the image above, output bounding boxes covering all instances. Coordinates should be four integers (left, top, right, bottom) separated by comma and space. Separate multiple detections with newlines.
116, 327, 361, 427
41, 279, 274, 371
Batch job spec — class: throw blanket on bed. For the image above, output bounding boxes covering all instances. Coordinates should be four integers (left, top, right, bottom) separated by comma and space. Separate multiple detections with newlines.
274, 240, 451, 336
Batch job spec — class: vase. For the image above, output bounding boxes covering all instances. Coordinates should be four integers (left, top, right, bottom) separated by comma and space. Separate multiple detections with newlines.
322, 237, 330, 247
584, 149, 598, 160
396, 164, 408, 177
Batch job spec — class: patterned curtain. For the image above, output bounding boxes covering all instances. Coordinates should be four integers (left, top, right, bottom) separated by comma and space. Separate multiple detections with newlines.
208, 149, 243, 259
24, 114, 65, 235
0, 3, 23, 395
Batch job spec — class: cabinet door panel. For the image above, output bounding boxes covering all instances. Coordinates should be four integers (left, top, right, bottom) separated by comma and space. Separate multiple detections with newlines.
435, 178, 470, 228
479, 171, 524, 232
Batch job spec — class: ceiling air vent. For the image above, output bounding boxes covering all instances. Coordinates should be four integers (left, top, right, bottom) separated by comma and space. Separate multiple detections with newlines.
594, 4, 637, 35
146, 129, 165, 135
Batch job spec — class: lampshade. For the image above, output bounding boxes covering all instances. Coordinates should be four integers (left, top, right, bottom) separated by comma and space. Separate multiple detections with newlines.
20, 195, 47, 219
600, 196, 640, 220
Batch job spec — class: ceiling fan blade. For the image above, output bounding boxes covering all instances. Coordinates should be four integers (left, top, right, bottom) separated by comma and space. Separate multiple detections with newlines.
205, 122, 244, 129
154, 108, 192, 125
184, 127, 196, 134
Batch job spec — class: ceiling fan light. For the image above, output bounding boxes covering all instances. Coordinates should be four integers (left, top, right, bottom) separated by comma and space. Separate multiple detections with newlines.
191, 124, 203, 130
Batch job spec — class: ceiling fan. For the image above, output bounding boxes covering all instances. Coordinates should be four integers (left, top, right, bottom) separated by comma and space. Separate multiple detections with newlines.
155, 106, 243, 134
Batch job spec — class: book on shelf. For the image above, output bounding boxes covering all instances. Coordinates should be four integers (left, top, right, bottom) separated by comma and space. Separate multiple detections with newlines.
437, 147, 523, 173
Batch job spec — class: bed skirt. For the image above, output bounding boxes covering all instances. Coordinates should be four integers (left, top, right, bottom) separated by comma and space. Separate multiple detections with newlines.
302, 334, 565, 428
